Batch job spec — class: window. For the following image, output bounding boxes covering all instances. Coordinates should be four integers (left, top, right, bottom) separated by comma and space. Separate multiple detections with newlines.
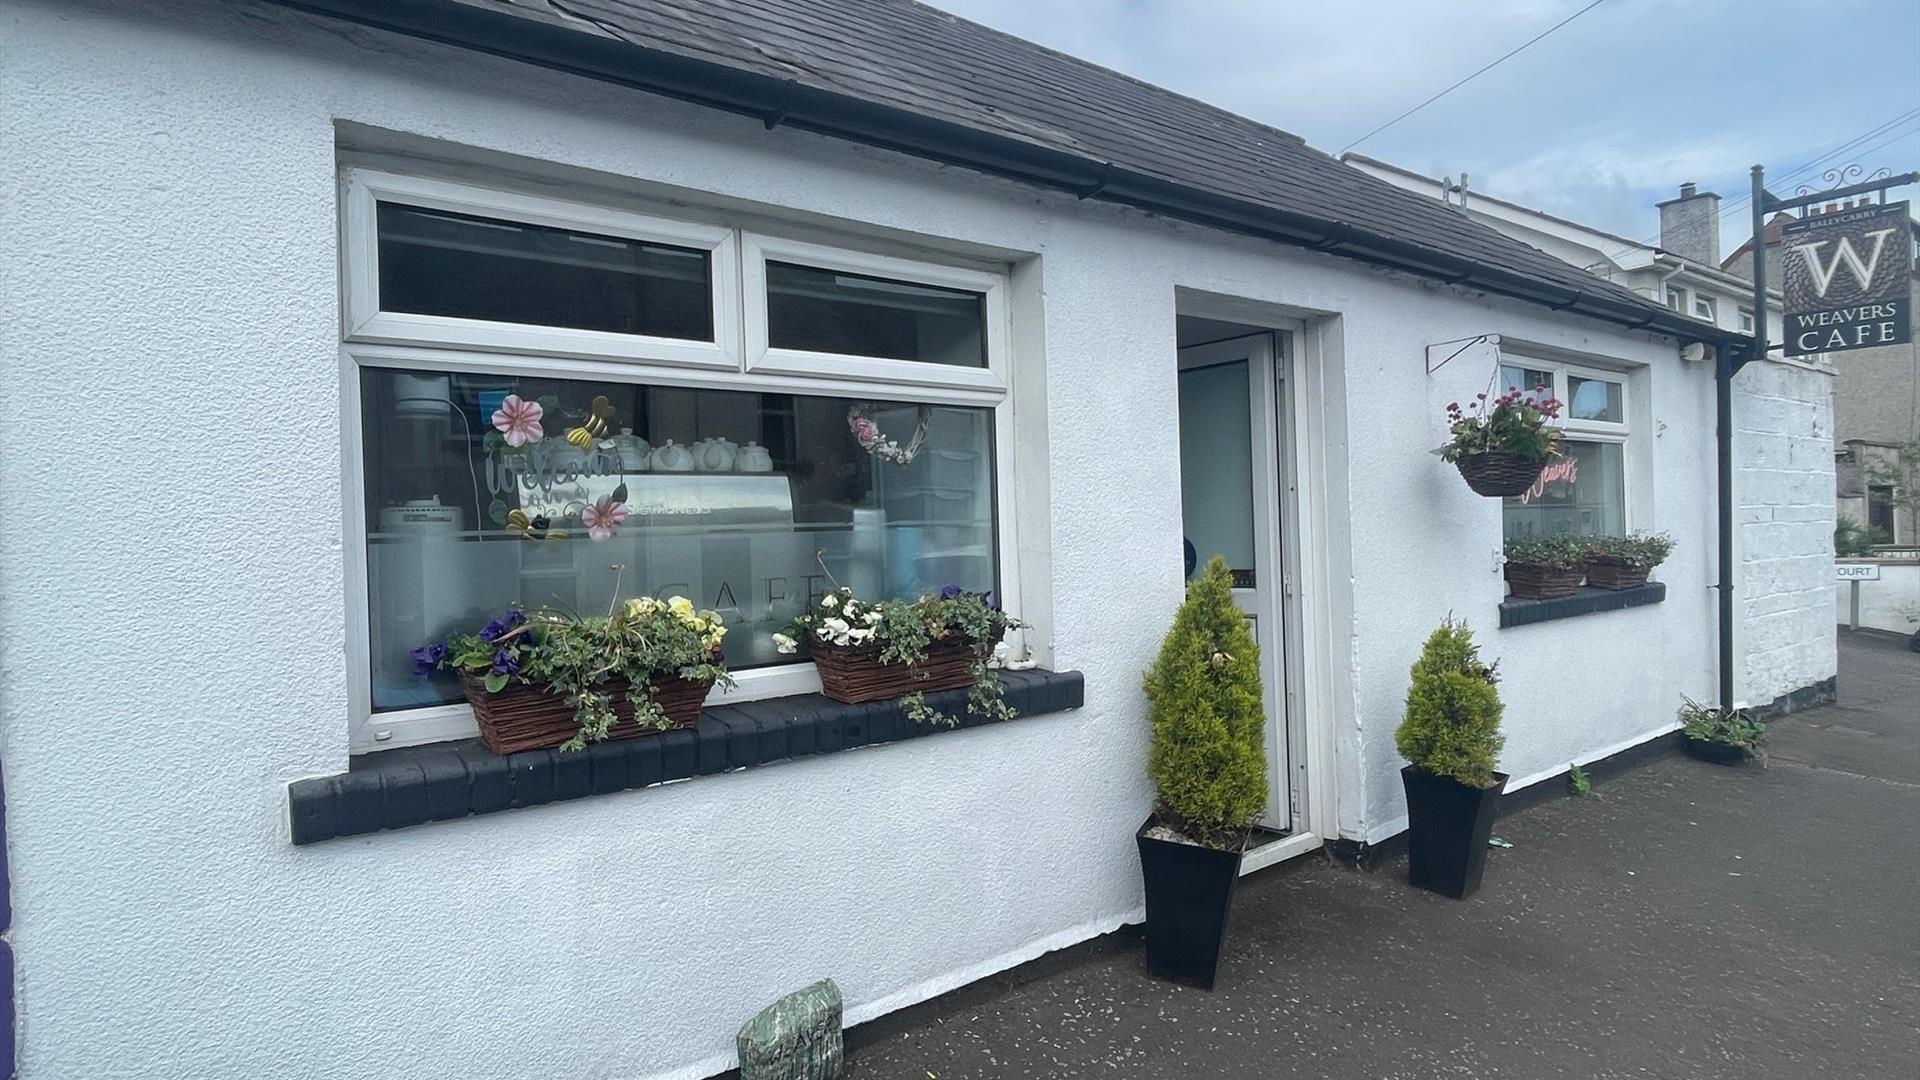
1692, 294, 1716, 322
1665, 287, 1686, 312
344, 172, 1016, 749
1868, 484, 1895, 538
1499, 361, 1630, 541
1738, 308, 1756, 334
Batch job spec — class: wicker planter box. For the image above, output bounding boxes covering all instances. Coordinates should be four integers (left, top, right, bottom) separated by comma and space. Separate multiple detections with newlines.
812, 638, 977, 704
1454, 451, 1547, 498
1504, 561, 1585, 600
460, 672, 712, 755
1585, 559, 1652, 590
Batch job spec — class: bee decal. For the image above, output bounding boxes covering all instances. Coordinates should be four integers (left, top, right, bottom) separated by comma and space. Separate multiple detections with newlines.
505, 507, 568, 542
565, 395, 618, 450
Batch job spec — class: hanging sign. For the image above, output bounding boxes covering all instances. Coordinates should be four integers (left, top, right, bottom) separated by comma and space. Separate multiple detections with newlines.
1781, 201, 1912, 356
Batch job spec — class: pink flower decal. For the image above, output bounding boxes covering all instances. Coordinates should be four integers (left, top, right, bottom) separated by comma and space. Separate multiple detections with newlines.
581, 496, 629, 541
850, 416, 880, 449
491, 394, 545, 447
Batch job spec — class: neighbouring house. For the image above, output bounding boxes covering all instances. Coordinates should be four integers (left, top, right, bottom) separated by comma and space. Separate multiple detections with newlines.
0, 2, 1838, 1078
1726, 210, 1920, 547
1346, 157, 1840, 708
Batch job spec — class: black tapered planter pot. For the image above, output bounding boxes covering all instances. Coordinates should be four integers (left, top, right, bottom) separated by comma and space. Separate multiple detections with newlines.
1683, 737, 1751, 765
1401, 767, 1507, 899
1136, 817, 1243, 989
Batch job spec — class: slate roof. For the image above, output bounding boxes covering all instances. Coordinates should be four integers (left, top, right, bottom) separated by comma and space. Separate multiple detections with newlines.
279, 0, 1742, 344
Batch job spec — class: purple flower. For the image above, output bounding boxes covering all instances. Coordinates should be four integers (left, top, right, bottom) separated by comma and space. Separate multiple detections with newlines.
409, 642, 447, 679
490, 648, 519, 676
479, 610, 526, 642
940, 584, 965, 599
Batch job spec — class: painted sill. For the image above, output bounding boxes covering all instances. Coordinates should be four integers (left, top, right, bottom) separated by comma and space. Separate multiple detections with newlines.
288, 668, 1083, 845
1498, 582, 1665, 629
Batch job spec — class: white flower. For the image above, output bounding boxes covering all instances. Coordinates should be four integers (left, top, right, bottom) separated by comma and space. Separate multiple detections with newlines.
846, 627, 871, 643
772, 633, 798, 655
863, 611, 882, 625
667, 596, 695, 617
820, 594, 839, 609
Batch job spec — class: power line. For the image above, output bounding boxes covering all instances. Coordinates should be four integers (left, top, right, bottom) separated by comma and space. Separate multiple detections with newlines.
1339, 0, 1610, 155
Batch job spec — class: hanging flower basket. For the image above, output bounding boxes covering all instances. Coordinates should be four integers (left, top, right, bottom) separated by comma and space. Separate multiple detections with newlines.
1454, 451, 1547, 498
812, 638, 977, 704
461, 672, 713, 755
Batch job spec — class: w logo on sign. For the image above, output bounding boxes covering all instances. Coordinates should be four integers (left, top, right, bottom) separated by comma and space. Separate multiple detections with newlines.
1790, 228, 1900, 298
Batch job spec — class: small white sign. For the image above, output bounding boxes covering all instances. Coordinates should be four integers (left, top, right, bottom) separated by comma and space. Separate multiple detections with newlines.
1836, 563, 1882, 581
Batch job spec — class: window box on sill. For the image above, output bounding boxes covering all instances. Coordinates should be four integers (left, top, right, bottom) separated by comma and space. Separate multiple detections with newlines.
289, 668, 1083, 845
1499, 582, 1665, 628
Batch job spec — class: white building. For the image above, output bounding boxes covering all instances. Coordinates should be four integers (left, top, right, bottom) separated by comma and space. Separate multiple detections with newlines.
0, 2, 1838, 1078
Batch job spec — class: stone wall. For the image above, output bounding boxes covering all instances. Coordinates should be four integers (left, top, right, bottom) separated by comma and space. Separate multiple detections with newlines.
1734, 357, 1840, 708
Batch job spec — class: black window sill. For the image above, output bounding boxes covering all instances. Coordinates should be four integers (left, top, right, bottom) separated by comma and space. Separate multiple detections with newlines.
288, 668, 1083, 845
1499, 582, 1665, 628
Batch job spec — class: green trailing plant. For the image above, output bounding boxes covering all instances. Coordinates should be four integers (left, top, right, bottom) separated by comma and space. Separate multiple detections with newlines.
1567, 763, 1591, 798
1442, 388, 1564, 463
1142, 556, 1267, 848
1395, 618, 1505, 789
1583, 532, 1675, 570
1834, 516, 1890, 557
775, 584, 1023, 727
1504, 534, 1589, 571
423, 596, 731, 750
1679, 697, 1767, 759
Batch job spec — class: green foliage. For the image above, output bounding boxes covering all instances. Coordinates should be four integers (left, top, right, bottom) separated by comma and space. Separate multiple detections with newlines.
1142, 557, 1268, 847
1679, 697, 1767, 758
1441, 388, 1564, 464
1567, 763, 1591, 798
1864, 440, 1920, 513
1835, 516, 1891, 557
777, 586, 1024, 727
1395, 619, 1505, 789
1504, 535, 1589, 571
1583, 532, 1675, 570
434, 598, 732, 750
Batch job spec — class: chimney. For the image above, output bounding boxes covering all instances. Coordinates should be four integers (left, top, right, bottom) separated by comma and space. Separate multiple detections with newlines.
1656, 181, 1721, 265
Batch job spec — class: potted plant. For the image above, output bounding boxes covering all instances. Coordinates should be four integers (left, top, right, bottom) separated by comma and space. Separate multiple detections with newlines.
1582, 532, 1674, 590
1503, 535, 1588, 599
1135, 556, 1267, 989
774, 585, 1022, 726
1678, 697, 1767, 764
419, 596, 731, 754
1441, 388, 1563, 497
1395, 618, 1507, 899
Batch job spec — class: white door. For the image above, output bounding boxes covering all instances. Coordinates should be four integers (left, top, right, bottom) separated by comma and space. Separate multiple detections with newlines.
1176, 334, 1290, 833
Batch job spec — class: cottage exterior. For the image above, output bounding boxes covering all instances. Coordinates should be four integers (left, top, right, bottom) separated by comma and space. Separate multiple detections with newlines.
0, 1, 1836, 1077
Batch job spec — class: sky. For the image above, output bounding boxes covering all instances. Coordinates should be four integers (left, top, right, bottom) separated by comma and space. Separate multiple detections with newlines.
922, 0, 1920, 251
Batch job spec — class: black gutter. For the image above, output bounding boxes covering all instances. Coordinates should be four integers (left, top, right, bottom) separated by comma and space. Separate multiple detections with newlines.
267, 0, 1747, 349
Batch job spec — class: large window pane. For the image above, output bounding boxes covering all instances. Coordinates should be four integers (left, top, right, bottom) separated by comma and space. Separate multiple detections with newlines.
362, 368, 997, 712
766, 261, 986, 367
1502, 440, 1625, 539
376, 202, 713, 339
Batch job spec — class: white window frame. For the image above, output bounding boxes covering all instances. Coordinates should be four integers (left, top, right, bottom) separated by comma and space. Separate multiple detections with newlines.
742, 233, 1008, 395
341, 170, 742, 370
1500, 358, 1634, 532
1692, 294, 1716, 323
342, 176, 1022, 753
1665, 286, 1687, 312
1737, 308, 1756, 334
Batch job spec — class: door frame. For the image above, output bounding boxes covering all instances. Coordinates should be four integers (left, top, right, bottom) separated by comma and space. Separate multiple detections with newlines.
1175, 295, 1339, 869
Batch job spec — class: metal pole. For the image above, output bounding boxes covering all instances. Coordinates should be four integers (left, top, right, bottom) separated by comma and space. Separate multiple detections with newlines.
1850, 579, 1862, 631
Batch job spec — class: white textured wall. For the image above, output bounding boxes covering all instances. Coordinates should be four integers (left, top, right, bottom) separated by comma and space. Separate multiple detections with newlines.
1834, 563, 1920, 635
1734, 358, 1840, 706
0, 2, 1772, 1077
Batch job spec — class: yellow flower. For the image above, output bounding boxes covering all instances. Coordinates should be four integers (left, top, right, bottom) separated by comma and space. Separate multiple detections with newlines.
667, 596, 695, 617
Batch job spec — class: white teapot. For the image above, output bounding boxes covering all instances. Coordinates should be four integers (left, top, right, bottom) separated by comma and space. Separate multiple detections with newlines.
697, 438, 738, 472
650, 440, 695, 473
737, 441, 773, 473
610, 428, 650, 471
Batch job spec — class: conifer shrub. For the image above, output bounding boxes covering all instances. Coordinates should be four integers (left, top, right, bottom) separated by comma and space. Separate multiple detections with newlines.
1394, 618, 1504, 789
1143, 556, 1267, 847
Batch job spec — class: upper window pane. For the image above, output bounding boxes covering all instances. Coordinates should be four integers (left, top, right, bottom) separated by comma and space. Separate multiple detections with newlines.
766, 262, 987, 367
1499, 365, 1553, 397
1503, 439, 1625, 539
376, 202, 714, 340
360, 367, 997, 713
1567, 376, 1624, 423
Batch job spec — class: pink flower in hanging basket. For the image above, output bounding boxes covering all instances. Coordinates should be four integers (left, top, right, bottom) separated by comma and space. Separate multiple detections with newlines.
491, 394, 545, 447
580, 496, 629, 541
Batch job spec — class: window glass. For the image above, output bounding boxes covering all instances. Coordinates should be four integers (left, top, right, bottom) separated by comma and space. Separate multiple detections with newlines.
376, 202, 714, 339
361, 367, 997, 712
1503, 440, 1626, 539
1567, 376, 1624, 423
1498, 365, 1554, 397
1177, 360, 1255, 583
1692, 295, 1715, 321
1666, 288, 1686, 311
766, 262, 987, 367
1738, 309, 1756, 333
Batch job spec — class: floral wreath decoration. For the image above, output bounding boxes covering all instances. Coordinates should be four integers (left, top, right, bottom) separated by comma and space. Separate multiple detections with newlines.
847, 404, 933, 465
